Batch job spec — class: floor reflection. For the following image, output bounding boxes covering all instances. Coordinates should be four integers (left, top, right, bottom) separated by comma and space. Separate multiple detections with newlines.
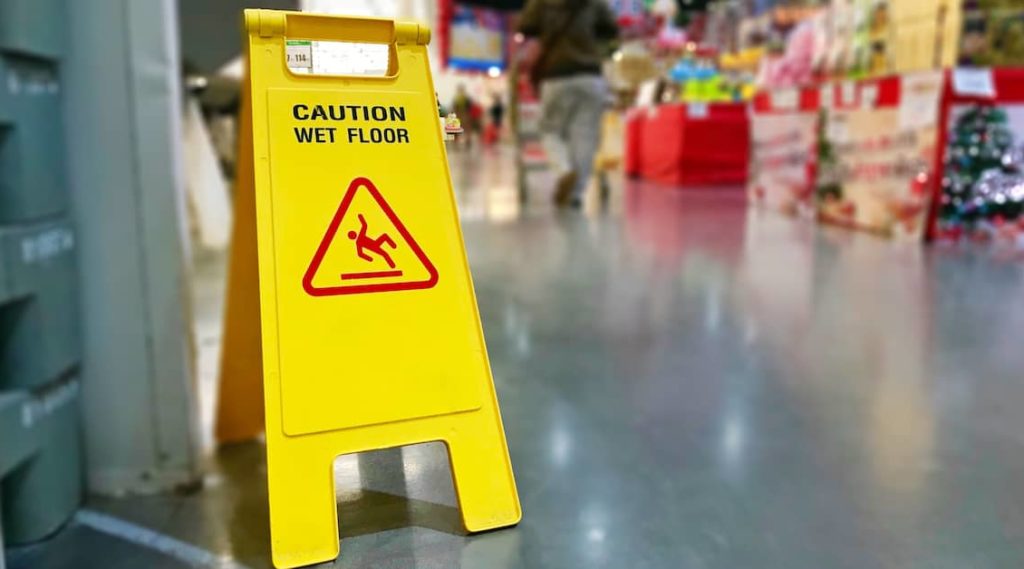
56, 144, 1024, 569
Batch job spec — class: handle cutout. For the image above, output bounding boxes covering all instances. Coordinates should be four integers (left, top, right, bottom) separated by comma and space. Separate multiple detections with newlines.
286, 39, 394, 77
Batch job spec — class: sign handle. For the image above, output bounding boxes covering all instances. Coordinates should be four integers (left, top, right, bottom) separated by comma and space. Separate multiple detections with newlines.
250, 11, 429, 45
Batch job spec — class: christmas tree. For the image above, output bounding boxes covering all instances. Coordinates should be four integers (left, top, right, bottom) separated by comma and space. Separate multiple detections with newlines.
940, 105, 1024, 230
815, 109, 841, 202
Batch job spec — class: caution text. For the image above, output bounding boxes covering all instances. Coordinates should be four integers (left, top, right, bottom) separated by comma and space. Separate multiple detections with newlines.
292, 103, 411, 145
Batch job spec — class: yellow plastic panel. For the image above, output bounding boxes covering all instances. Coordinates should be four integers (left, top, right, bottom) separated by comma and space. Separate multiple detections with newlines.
215, 77, 265, 444
267, 87, 485, 436
243, 9, 520, 568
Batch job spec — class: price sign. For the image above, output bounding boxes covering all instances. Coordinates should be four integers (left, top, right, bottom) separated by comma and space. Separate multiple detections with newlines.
770, 88, 799, 111
687, 102, 709, 119
953, 67, 996, 98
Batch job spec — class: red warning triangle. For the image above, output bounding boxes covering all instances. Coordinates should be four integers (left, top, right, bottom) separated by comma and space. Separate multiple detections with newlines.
302, 177, 438, 296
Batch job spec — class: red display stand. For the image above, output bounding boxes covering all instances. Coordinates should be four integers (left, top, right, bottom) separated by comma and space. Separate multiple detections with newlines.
624, 108, 644, 177
928, 67, 1024, 242
751, 68, 1024, 242
748, 87, 822, 217
627, 102, 750, 186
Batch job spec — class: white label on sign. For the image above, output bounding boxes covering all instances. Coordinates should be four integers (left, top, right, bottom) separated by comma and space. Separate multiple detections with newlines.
636, 79, 660, 108
826, 113, 849, 144
286, 41, 313, 70
840, 81, 857, 106
899, 71, 944, 130
953, 67, 996, 98
771, 88, 799, 111
687, 103, 709, 119
861, 84, 879, 108
820, 85, 832, 109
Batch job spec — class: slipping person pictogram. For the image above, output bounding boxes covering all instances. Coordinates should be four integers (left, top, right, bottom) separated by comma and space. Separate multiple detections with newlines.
303, 177, 437, 296
347, 214, 397, 268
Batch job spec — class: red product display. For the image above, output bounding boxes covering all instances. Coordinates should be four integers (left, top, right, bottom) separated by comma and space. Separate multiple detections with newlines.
748, 87, 821, 217
927, 68, 1024, 242
624, 108, 645, 177
750, 68, 1024, 242
628, 103, 750, 186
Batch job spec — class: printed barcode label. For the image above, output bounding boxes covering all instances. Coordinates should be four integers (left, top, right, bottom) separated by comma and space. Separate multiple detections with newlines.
286, 40, 313, 70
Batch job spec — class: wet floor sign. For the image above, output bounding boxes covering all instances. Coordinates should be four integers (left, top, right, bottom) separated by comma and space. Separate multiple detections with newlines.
240, 10, 520, 568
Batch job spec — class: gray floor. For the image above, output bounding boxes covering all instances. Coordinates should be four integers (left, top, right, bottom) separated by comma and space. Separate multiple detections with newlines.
10, 145, 1024, 568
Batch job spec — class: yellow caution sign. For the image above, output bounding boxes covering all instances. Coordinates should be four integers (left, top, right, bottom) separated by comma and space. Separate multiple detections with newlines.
242, 10, 520, 568
215, 76, 265, 445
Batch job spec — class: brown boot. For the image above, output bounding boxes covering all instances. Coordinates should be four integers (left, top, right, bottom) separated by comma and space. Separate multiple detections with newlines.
553, 171, 577, 206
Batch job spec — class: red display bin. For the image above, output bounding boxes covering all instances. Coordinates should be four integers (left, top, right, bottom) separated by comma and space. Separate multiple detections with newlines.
624, 108, 644, 177
627, 102, 750, 187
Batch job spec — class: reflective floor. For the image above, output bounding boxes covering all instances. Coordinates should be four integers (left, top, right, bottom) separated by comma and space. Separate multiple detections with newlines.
11, 145, 1024, 568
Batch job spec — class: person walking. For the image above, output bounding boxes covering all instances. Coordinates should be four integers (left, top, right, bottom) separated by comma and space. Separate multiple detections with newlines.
490, 95, 505, 130
451, 84, 476, 148
487, 94, 506, 144
519, 0, 618, 208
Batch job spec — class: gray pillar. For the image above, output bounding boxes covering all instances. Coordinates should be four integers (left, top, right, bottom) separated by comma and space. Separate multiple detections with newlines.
64, 0, 200, 494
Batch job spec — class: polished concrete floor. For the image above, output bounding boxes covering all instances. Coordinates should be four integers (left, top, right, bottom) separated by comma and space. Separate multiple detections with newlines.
10, 145, 1024, 568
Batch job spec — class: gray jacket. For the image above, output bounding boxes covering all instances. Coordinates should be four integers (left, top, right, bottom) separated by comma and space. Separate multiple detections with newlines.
518, 0, 619, 80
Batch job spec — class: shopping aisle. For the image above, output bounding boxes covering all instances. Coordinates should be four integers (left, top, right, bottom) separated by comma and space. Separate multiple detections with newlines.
13, 147, 1024, 569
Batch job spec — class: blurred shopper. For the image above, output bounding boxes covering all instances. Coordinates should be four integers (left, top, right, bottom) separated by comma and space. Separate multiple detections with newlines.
451, 84, 476, 148
490, 95, 505, 131
485, 95, 506, 145
519, 0, 618, 207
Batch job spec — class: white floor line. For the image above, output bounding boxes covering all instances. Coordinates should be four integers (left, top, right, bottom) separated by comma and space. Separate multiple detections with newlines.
74, 509, 252, 569
1, 495, 6, 569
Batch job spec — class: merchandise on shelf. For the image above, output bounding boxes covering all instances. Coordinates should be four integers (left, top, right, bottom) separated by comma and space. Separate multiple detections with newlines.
608, 41, 659, 91
720, 46, 765, 72
703, 1, 747, 54
737, 12, 772, 52
753, 7, 827, 89
822, 0, 959, 79
824, 0, 855, 79
888, 0, 960, 75
444, 112, 464, 133
714, 0, 972, 87
790, 12, 825, 85
671, 60, 729, 102
959, 3, 1024, 66
667, 46, 755, 103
